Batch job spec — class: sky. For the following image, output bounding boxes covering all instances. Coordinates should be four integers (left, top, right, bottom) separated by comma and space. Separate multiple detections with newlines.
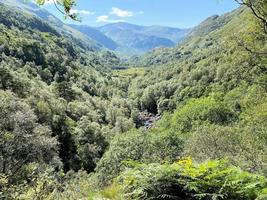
43, 0, 239, 28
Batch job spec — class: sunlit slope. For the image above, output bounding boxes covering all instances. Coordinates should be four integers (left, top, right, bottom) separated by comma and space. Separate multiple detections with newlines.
128, 6, 266, 113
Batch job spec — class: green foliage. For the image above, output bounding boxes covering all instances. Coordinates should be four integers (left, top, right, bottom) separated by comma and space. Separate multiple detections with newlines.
183, 121, 267, 174
95, 128, 183, 185
0, 90, 58, 180
0, 1, 267, 199
117, 158, 267, 200
129, 7, 266, 114
0, 3, 136, 197
35, 0, 78, 20
172, 96, 236, 132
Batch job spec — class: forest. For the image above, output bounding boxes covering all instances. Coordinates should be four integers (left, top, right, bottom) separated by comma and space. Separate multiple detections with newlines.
0, 0, 267, 199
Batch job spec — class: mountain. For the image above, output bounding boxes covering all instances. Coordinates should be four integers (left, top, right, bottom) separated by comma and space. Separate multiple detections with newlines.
137, 25, 191, 43
98, 22, 190, 43
98, 22, 190, 54
0, 0, 104, 51
0, 1, 122, 68
68, 24, 118, 50
1, 0, 63, 26
187, 11, 238, 39
131, 7, 247, 67
0, 0, 190, 55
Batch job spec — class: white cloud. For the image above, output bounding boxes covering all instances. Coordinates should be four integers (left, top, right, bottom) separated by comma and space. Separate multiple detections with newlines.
96, 15, 109, 23
109, 7, 144, 18
96, 15, 124, 23
110, 7, 133, 18
70, 9, 94, 15
96, 7, 144, 23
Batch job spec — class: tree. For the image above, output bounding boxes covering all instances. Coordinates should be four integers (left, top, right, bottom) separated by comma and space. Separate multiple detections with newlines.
235, 0, 267, 33
35, 0, 78, 20
0, 91, 59, 178
96, 128, 183, 185
75, 117, 107, 173
171, 96, 236, 132
232, 0, 267, 56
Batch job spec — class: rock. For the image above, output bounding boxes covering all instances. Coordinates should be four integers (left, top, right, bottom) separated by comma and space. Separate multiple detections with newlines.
138, 110, 161, 129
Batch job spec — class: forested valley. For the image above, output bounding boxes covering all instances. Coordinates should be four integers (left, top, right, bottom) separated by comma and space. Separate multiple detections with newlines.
0, 0, 267, 199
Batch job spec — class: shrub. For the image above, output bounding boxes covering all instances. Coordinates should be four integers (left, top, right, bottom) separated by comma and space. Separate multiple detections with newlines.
117, 158, 267, 200
172, 96, 236, 132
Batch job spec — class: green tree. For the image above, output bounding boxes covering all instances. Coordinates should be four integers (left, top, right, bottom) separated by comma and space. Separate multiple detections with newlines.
96, 128, 183, 185
0, 90, 59, 184
235, 0, 267, 33
75, 117, 107, 172
171, 96, 236, 132
35, 0, 78, 20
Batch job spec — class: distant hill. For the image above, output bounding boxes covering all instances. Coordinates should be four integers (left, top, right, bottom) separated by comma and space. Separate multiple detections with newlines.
98, 22, 190, 54
138, 25, 191, 43
68, 24, 118, 50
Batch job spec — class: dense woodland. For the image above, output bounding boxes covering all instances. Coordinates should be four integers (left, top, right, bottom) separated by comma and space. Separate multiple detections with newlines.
0, 0, 267, 199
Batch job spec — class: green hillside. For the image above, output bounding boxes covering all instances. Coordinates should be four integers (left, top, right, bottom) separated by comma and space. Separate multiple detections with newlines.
128, 7, 266, 112
0, 0, 105, 51
0, 1, 267, 200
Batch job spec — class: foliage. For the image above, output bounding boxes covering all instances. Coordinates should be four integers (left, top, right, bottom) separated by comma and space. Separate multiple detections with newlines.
95, 128, 183, 185
117, 158, 267, 200
235, 0, 267, 33
35, 0, 77, 20
171, 96, 236, 132
0, 91, 59, 194
0, 1, 267, 199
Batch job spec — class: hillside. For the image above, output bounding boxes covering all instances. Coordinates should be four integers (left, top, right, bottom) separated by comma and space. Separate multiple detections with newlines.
128, 6, 267, 113
69, 24, 119, 50
0, 2, 135, 194
0, 0, 106, 51
130, 7, 247, 67
0, 1, 267, 200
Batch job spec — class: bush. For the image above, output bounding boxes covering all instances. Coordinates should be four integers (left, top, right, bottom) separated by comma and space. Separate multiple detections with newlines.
96, 128, 183, 185
117, 158, 267, 200
172, 96, 236, 132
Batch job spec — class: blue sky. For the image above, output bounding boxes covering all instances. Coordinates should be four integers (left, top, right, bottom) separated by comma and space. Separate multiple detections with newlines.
43, 0, 239, 28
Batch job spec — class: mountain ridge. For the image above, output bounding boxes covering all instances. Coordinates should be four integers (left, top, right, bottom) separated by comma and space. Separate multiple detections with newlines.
98, 22, 190, 54
68, 24, 119, 50
98, 22, 191, 43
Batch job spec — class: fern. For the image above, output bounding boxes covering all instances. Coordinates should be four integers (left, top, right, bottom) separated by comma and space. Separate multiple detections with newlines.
116, 158, 267, 200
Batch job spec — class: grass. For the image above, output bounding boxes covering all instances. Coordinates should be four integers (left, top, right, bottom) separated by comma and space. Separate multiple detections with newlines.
112, 67, 146, 78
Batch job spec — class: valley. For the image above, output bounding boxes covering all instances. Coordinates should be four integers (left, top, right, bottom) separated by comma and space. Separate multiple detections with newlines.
0, 0, 267, 199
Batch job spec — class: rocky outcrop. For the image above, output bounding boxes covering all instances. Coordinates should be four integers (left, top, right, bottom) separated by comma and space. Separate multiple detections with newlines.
138, 111, 161, 129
